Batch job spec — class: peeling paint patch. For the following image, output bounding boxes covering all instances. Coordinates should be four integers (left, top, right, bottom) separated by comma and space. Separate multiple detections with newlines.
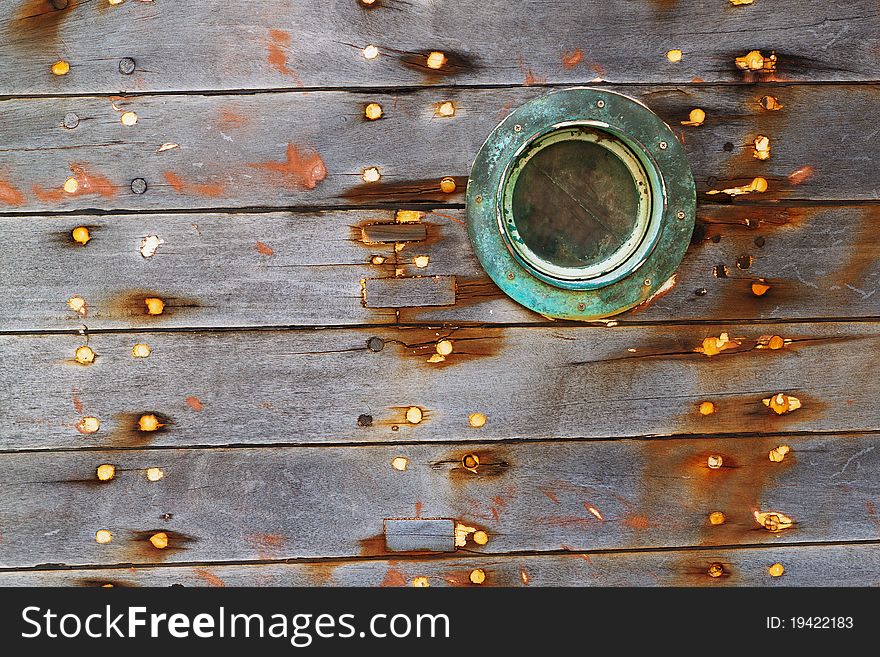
763, 393, 801, 415
695, 332, 741, 356
769, 445, 791, 462
754, 510, 793, 532
736, 50, 776, 72
707, 177, 768, 196
681, 108, 705, 126
139, 235, 164, 258
760, 95, 783, 111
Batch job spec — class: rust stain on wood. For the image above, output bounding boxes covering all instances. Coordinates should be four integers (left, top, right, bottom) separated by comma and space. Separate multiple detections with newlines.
163, 171, 225, 197
388, 327, 505, 368
267, 28, 304, 85
194, 569, 226, 587
123, 529, 197, 561
102, 290, 201, 322
247, 144, 327, 190
399, 49, 479, 79
0, 180, 25, 206
14, 0, 78, 50
217, 108, 251, 130
185, 396, 204, 412
254, 241, 274, 256
342, 176, 466, 203
562, 49, 584, 69
108, 411, 173, 447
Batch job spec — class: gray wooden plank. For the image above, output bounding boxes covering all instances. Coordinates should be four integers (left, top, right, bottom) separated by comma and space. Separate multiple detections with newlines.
2, 1, 878, 93
0, 85, 878, 214
1, 204, 878, 331
364, 276, 456, 308
3, 543, 878, 586
0, 435, 878, 568
2, 322, 879, 451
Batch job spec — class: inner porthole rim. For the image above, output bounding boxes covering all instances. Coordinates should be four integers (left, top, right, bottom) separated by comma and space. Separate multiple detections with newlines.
495, 119, 666, 291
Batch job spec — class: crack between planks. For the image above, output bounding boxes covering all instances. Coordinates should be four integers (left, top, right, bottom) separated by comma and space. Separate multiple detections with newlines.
3, 538, 880, 576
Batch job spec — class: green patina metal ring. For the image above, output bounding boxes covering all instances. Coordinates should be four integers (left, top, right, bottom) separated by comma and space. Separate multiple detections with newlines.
466, 87, 696, 320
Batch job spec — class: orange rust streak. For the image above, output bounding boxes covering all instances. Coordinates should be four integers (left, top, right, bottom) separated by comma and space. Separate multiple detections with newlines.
194, 569, 226, 587
69, 164, 117, 199
255, 241, 274, 256
185, 396, 204, 412
415, 502, 423, 518
267, 29, 292, 75
218, 108, 251, 129
562, 49, 584, 69
72, 392, 84, 414
624, 514, 651, 530
31, 185, 63, 202
541, 489, 559, 504
164, 171, 226, 197
788, 166, 815, 185
428, 210, 467, 226
380, 565, 406, 587
0, 180, 25, 205
247, 143, 327, 190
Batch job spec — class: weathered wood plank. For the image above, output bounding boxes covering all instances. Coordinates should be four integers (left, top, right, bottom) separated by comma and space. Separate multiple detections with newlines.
0, 436, 878, 568
3, 323, 879, 451
1, 205, 878, 331
364, 276, 456, 308
0, 85, 877, 214
2, 1, 878, 94
3, 543, 878, 587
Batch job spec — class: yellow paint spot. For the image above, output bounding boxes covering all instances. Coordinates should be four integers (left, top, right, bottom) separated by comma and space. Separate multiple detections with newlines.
707, 177, 768, 197
144, 297, 165, 315
666, 49, 682, 63
362, 167, 381, 183
767, 335, 785, 350
435, 101, 456, 117
709, 511, 726, 525
361, 0, 377, 4
730, 0, 754, 4
707, 454, 723, 469
371, 255, 386, 265
146, 467, 164, 482
468, 412, 487, 428
695, 332, 741, 356
768, 563, 785, 577
63, 177, 79, 194
681, 108, 705, 126
435, 339, 453, 356
149, 532, 169, 549
473, 530, 488, 545
454, 523, 476, 547
132, 343, 152, 358
396, 210, 423, 223
120, 111, 138, 126
699, 401, 716, 416
414, 255, 430, 268
769, 445, 791, 463
751, 281, 771, 296
736, 50, 776, 72
75, 345, 96, 364
362, 45, 379, 60
51, 60, 70, 76
138, 414, 162, 432
462, 453, 480, 473
157, 143, 179, 152
96, 464, 116, 481
763, 393, 801, 415
426, 51, 446, 69
72, 226, 91, 245
754, 510, 793, 532
364, 103, 383, 120
426, 354, 445, 363
391, 456, 409, 471
108, 0, 124, 5
440, 177, 456, 193
760, 95, 784, 111
469, 569, 486, 584
405, 406, 423, 424
77, 416, 100, 435
753, 134, 771, 160
67, 295, 87, 316
708, 564, 724, 578
411, 576, 430, 587
95, 529, 113, 544
587, 506, 603, 520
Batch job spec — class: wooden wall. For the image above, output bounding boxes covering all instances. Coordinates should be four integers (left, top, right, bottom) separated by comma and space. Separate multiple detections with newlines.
0, 0, 877, 587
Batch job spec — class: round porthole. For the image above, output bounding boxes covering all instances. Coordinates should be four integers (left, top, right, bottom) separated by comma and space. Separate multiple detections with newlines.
466, 88, 695, 320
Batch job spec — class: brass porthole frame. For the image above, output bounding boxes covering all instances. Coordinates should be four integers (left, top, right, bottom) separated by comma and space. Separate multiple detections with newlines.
466, 88, 696, 320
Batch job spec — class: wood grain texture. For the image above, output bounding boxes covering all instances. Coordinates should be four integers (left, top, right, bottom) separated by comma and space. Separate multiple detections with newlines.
1, 435, 879, 569
3, 543, 879, 587
1, 204, 878, 331
3, 323, 879, 451
2, 1, 878, 94
0, 85, 878, 215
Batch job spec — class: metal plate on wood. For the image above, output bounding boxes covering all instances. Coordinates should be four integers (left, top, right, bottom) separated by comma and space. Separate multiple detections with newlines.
466, 88, 696, 320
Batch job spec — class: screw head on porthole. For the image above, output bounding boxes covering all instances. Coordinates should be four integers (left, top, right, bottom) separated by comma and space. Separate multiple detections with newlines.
466, 88, 695, 320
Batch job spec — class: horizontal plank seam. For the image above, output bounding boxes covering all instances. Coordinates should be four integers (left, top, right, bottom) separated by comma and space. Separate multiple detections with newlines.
2, 80, 879, 102
5, 538, 880, 575
3, 198, 880, 220
2, 316, 880, 338
2, 429, 878, 457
